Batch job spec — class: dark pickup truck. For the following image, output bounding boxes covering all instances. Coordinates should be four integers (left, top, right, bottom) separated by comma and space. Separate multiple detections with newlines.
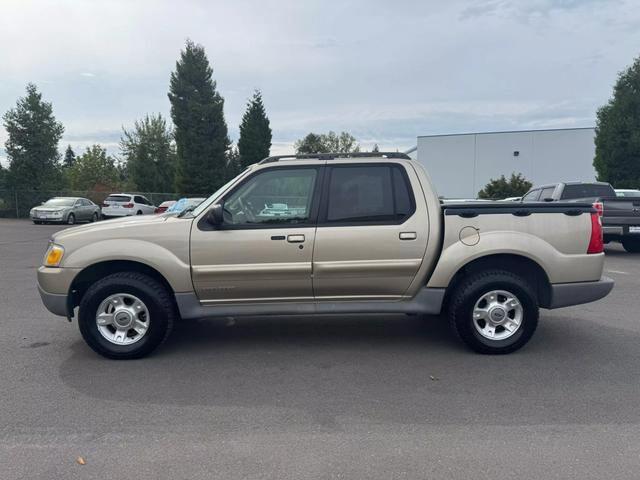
522, 181, 640, 252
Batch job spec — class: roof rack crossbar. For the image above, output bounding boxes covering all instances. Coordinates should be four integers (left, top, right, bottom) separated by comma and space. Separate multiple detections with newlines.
258, 151, 411, 164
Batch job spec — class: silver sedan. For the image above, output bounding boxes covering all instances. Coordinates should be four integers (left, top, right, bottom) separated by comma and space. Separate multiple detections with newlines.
30, 197, 101, 225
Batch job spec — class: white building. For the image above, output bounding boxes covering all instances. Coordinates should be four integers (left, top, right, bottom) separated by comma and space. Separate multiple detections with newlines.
413, 127, 596, 199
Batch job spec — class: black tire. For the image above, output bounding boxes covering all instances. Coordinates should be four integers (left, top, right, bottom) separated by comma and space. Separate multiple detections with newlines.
448, 270, 539, 354
136, 210, 143, 215
622, 236, 640, 253
91, 212, 99, 222
33, 220, 42, 225
67, 213, 75, 225
78, 272, 176, 359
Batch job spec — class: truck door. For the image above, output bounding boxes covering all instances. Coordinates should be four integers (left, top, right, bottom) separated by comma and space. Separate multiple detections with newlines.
312, 162, 429, 300
190, 166, 321, 303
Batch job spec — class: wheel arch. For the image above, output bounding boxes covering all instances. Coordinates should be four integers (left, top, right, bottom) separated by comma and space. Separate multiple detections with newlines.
68, 260, 177, 315
442, 254, 552, 311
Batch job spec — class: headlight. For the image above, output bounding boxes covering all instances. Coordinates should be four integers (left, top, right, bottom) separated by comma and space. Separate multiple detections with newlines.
51, 211, 62, 216
43, 243, 65, 267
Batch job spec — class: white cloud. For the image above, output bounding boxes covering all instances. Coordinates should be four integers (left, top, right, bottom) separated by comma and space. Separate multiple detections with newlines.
0, 0, 639, 154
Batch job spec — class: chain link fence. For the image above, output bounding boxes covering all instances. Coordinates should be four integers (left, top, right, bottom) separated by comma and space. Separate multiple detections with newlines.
0, 190, 197, 218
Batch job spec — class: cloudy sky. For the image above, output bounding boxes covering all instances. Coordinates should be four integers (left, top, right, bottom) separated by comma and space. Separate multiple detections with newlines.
1, 0, 639, 165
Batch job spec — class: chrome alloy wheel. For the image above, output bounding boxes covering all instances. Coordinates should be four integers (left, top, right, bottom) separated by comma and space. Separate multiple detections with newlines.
96, 293, 150, 345
472, 289, 523, 341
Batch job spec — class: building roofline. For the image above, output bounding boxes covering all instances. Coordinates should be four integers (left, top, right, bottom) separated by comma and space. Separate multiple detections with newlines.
417, 126, 595, 139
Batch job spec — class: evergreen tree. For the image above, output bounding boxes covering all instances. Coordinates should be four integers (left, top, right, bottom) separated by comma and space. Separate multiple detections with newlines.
372, 144, 380, 152
169, 40, 230, 195
120, 114, 176, 192
477, 172, 532, 200
594, 56, 640, 187
68, 145, 120, 190
238, 90, 272, 167
2, 83, 64, 190
63, 145, 76, 168
295, 131, 360, 154
224, 146, 243, 180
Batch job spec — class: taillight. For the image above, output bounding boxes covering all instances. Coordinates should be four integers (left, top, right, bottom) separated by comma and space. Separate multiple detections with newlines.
587, 212, 603, 254
123, 203, 134, 208
593, 201, 604, 217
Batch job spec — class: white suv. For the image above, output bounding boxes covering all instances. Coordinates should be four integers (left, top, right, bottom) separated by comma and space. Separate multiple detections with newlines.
101, 194, 156, 218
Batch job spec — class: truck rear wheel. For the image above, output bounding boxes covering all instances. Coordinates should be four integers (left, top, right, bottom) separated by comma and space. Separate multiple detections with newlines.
78, 272, 175, 359
622, 236, 640, 253
448, 270, 539, 354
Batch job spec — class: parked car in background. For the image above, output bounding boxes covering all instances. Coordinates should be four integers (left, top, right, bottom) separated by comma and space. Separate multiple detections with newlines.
165, 197, 206, 215
155, 200, 177, 214
30, 197, 100, 225
37, 152, 612, 359
101, 194, 155, 218
522, 181, 640, 252
615, 189, 640, 198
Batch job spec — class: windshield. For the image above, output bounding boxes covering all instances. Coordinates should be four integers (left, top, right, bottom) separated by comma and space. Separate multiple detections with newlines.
43, 198, 75, 207
190, 170, 251, 217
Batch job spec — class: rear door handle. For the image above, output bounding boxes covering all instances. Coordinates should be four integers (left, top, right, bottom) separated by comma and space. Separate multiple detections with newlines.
287, 234, 305, 243
399, 232, 417, 240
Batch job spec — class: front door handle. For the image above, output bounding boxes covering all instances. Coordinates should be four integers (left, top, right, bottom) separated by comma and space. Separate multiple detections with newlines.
399, 232, 417, 240
287, 234, 305, 243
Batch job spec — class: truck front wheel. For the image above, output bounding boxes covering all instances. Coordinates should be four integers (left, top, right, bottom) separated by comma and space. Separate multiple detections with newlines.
448, 270, 539, 354
78, 272, 175, 359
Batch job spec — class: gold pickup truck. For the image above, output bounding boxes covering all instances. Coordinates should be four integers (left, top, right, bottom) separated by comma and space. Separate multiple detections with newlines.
37, 152, 614, 359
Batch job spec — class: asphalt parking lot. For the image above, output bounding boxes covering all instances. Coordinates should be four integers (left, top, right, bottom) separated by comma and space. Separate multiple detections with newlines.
2, 218, 640, 479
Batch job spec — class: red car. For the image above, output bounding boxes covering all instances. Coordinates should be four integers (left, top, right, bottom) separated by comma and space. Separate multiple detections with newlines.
154, 200, 176, 214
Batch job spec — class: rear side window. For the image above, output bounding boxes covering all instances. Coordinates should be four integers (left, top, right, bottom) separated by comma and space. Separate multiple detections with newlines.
134, 196, 145, 204
539, 187, 555, 201
561, 184, 615, 199
325, 165, 415, 224
522, 189, 541, 202
106, 195, 131, 203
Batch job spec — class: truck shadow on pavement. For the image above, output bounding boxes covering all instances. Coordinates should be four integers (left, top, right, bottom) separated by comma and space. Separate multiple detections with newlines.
58, 313, 640, 427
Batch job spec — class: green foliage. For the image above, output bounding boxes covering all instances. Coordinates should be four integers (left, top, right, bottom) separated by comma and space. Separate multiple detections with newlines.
477, 172, 532, 199
372, 144, 380, 153
169, 39, 230, 195
67, 145, 120, 190
2, 83, 64, 190
224, 146, 243, 180
238, 90, 272, 168
120, 114, 176, 192
594, 56, 640, 188
63, 145, 76, 168
295, 131, 360, 154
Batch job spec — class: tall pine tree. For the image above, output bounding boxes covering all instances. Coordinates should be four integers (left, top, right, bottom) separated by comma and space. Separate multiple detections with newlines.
594, 55, 640, 188
238, 90, 272, 168
3, 84, 64, 190
169, 40, 230, 194
63, 145, 76, 168
120, 114, 176, 192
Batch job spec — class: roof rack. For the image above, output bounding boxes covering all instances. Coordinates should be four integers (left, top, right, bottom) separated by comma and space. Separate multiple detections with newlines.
258, 151, 412, 164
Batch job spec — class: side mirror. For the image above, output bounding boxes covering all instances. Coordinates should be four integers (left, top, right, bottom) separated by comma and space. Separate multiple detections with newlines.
207, 204, 224, 225
543, 197, 554, 202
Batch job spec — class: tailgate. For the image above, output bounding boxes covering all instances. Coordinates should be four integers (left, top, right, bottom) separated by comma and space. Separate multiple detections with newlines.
602, 198, 640, 226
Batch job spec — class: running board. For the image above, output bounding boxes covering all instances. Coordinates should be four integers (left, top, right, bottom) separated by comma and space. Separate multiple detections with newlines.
175, 287, 446, 320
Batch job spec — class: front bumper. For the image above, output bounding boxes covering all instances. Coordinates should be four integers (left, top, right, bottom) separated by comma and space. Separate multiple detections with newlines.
547, 276, 614, 309
37, 283, 69, 317
37, 266, 81, 318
